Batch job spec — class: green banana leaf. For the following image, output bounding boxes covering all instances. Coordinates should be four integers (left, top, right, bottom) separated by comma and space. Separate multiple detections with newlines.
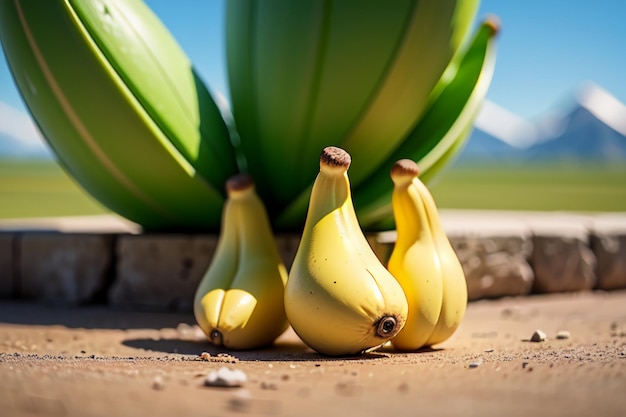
354, 18, 500, 230
0, 0, 237, 231
227, 0, 479, 218
275, 18, 499, 231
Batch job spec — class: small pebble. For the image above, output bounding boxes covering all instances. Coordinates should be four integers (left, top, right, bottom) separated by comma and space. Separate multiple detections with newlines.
530, 329, 547, 342
468, 360, 483, 369
152, 375, 165, 390
199, 352, 211, 361
205, 367, 247, 388
556, 330, 571, 340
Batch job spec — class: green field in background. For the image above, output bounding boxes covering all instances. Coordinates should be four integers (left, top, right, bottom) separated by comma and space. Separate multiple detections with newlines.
429, 162, 626, 212
0, 159, 109, 219
1, 159, 625, 220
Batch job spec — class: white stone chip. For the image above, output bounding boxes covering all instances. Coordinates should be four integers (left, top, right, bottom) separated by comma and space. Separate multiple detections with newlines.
530, 329, 547, 342
556, 330, 571, 340
205, 367, 247, 387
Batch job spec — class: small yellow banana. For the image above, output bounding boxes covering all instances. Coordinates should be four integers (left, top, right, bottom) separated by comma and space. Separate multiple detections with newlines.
415, 166, 468, 346
388, 159, 467, 350
285, 147, 408, 356
194, 174, 289, 350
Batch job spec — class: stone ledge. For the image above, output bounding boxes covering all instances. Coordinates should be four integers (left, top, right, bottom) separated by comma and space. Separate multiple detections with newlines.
109, 234, 216, 311
18, 233, 115, 305
0, 233, 14, 298
1, 211, 625, 311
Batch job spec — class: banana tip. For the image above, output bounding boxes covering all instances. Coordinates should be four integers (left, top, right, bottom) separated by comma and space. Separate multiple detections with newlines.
391, 159, 419, 179
321, 146, 351, 169
484, 14, 501, 37
226, 173, 254, 193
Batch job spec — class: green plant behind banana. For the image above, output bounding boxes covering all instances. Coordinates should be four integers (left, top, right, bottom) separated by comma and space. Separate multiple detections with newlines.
275, 16, 499, 231
353, 17, 500, 230
0, 0, 238, 230
227, 0, 480, 223
1, 0, 498, 233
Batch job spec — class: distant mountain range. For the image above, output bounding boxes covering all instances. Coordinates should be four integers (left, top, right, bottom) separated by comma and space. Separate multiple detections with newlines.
457, 83, 626, 163
2, 83, 626, 163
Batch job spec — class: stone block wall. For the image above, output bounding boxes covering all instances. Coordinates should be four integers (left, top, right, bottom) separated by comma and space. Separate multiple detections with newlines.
0, 211, 625, 311
109, 234, 217, 311
0, 234, 14, 298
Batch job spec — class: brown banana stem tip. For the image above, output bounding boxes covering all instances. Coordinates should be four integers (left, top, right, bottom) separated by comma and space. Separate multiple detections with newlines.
226, 173, 254, 193
484, 14, 501, 37
391, 159, 419, 178
321, 146, 351, 168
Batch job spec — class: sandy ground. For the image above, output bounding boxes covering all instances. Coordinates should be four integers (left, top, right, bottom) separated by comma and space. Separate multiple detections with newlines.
1, 291, 625, 417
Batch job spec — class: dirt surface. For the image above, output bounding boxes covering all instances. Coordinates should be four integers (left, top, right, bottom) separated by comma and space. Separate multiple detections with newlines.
1, 291, 625, 417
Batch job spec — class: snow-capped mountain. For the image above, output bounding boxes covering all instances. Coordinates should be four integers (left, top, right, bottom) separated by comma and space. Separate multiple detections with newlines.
524, 84, 626, 160
457, 83, 626, 163
455, 100, 535, 162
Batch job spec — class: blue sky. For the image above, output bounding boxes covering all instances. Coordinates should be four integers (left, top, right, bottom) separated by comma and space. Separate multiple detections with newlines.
1, 0, 625, 141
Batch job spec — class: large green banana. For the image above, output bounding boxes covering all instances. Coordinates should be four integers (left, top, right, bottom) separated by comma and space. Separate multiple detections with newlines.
194, 174, 289, 350
387, 159, 467, 351
353, 17, 500, 230
226, 0, 478, 219
0, 0, 237, 230
285, 147, 408, 356
274, 16, 498, 232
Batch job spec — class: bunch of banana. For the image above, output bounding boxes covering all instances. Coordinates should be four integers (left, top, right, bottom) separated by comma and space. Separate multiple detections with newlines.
285, 147, 408, 356
387, 159, 467, 351
0, 0, 238, 230
194, 174, 289, 350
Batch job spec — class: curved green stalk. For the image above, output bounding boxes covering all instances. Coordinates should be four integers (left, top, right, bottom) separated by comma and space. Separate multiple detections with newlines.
354, 18, 499, 230
0, 0, 234, 230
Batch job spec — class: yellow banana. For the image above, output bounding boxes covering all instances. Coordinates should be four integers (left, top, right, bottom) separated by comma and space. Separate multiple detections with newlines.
388, 159, 467, 350
285, 147, 408, 356
415, 167, 468, 346
388, 159, 444, 351
194, 174, 289, 350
